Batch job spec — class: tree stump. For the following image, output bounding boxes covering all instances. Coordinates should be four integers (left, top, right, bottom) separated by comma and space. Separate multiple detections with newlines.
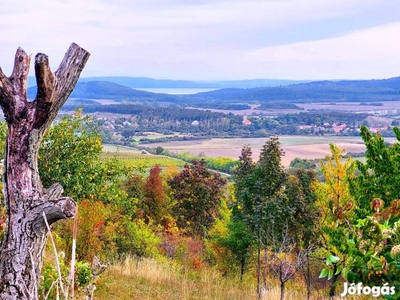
0, 43, 90, 299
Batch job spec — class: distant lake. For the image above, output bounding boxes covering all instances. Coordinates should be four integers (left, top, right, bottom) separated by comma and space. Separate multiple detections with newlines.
133, 88, 219, 95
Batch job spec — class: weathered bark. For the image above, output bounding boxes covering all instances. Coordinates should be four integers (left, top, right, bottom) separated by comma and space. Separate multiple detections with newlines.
0, 43, 89, 299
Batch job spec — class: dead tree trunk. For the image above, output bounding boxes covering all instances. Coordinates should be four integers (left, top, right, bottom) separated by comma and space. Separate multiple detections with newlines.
0, 43, 89, 299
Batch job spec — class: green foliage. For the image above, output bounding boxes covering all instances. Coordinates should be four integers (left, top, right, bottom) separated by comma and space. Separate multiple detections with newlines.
351, 125, 400, 221
76, 261, 92, 287
39, 251, 93, 299
285, 169, 320, 248
39, 263, 60, 299
233, 137, 288, 239
212, 218, 254, 279
289, 157, 317, 170
39, 111, 131, 202
116, 219, 162, 259
319, 254, 341, 280
205, 191, 254, 279
340, 126, 400, 295
233, 138, 321, 298
168, 159, 227, 237
315, 138, 400, 296
168, 151, 239, 174
232, 145, 256, 224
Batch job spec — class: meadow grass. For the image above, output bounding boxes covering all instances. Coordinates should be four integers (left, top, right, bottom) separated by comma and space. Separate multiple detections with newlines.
93, 257, 367, 300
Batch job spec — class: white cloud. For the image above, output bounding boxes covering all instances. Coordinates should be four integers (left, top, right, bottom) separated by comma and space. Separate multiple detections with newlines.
1, 0, 400, 79
244, 22, 400, 79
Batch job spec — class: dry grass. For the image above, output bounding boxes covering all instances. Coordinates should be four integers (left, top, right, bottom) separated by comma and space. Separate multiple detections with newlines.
95, 257, 256, 300
93, 257, 364, 300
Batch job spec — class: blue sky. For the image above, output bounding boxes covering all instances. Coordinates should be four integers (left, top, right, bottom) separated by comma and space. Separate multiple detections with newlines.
1, 0, 400, 80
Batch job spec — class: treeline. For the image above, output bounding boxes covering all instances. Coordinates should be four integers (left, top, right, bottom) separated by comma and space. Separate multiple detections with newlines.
64, 103, 235, 122
258, 101, 303, 110
274, 111, 370, 126
191, 102, 251, 110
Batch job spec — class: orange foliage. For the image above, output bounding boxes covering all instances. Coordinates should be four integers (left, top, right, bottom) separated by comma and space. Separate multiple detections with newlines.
65, 199, 117, 262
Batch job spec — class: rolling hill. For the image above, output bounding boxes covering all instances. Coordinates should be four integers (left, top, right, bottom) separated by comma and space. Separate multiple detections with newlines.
27, 76, 400, 108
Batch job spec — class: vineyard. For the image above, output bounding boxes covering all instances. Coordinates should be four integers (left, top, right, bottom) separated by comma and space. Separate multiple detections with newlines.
101, 150, 186, 169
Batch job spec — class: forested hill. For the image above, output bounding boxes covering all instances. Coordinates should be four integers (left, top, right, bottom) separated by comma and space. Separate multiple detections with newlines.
27, 76, 400, 106
187, 77, 400, 103
78, 77, 309, 89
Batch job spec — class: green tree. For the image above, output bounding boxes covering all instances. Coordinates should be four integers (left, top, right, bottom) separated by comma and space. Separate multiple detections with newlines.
212, 217, 254, 281
234, 138, 288, 298
284, 170, 320, 299
345, 126, 400, 295
39, 110, 130, 202
351, 125, 400, 220
168, 159, 227, 238
232, 145, 256, 226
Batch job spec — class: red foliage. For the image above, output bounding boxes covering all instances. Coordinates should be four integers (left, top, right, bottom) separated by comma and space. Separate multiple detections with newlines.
137, 165, 170, 226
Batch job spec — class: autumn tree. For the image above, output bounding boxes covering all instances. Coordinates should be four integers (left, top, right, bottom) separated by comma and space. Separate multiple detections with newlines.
168, 159, 227, 237
141, 164, 170, 225
0, 44, 89, 299
314, 144, 356, 299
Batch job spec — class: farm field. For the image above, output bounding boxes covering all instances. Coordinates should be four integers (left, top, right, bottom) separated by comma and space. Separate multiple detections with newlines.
102, 144, 186, 168
144, 135, 397, 166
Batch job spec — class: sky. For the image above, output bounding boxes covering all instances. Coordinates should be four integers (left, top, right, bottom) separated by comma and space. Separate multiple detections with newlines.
1, 0, 400, 81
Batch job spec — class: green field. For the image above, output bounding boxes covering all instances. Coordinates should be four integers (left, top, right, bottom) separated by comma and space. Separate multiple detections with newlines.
102, 144, 186, 168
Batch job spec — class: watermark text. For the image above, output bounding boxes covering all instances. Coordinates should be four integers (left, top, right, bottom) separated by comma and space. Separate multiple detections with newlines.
340, 282, 395, 298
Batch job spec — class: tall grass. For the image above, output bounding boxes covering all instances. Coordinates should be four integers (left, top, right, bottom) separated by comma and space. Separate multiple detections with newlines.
94, 257, 362, 300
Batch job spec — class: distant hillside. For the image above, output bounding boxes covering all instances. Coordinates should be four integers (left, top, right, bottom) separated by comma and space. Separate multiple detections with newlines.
27, 81, 183, 103
187, 77, 400, 103
79, 77, 214, 88
77, 77, 309, 89
27, 76, 400, 109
